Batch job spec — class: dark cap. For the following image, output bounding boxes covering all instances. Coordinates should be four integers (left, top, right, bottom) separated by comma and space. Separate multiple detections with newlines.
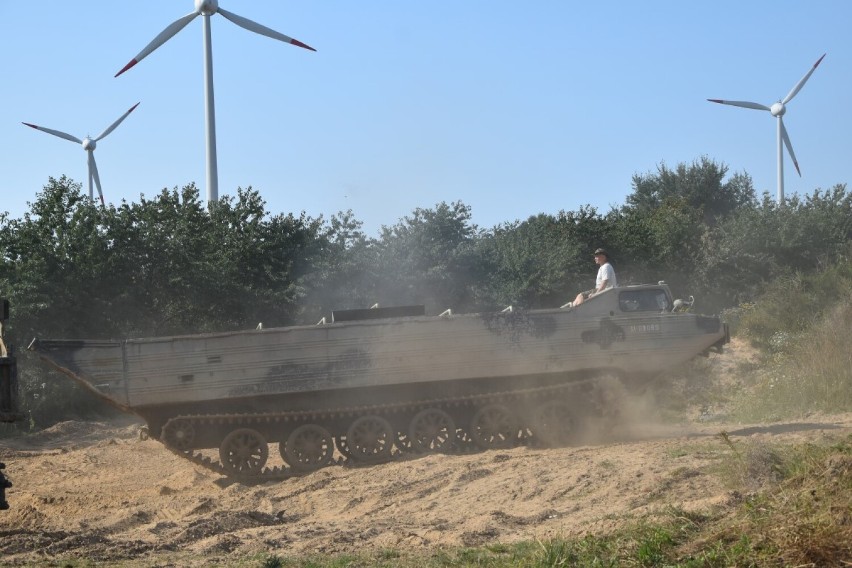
593, 248, 608, 257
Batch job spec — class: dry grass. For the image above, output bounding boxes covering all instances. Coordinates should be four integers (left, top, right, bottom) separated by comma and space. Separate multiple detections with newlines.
735, 299, 852, 421
686, 434, 852, 567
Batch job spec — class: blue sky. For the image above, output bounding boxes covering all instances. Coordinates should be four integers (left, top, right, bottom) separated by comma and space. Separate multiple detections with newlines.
1, 1, 849, 236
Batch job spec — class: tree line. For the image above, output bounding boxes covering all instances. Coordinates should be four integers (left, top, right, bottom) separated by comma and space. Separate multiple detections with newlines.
1, 156, 849, 426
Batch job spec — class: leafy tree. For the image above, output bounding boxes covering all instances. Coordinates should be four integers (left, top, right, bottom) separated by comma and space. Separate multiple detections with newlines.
369, 201, 482, 313
698, 185, 851, 307
615, 157, 757, 300
0, 177, 120, 425
100, 183, 212, 336
474, 214, 584, 309
607, 197, 706, 294
0, 176, 113, 338
299, 209, 376, 320
206, 187, 328, 329
627, 156, 755, 225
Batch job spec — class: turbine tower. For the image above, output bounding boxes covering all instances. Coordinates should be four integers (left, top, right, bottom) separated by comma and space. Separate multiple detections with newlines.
708, 53, 826, 203
23, 103, 140, 206
115, 0, 315, 206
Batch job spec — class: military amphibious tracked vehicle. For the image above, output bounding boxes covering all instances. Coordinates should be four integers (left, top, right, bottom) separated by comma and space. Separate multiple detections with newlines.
30, 283, 728, 480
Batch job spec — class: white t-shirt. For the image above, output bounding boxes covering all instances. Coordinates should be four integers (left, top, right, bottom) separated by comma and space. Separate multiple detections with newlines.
596, 262, 617, 290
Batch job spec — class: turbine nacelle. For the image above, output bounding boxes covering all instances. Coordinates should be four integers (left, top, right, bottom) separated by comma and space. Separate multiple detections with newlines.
82, 138, 97, 151
770, 102, 786, 117
195, 0, 219, 16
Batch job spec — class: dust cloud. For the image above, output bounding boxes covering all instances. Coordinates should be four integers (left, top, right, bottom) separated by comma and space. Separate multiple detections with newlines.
571, 374, 694, 446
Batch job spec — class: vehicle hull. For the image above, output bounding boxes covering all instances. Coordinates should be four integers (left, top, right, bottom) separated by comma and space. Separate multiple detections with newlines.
30, 286, 727, 422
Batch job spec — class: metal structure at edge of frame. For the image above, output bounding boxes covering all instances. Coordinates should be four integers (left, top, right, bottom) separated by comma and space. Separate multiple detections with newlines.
1, 297, 21, 510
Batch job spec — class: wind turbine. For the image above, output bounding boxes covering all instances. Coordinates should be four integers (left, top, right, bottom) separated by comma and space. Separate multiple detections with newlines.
708, 53, 826, 203
22, 103, 140, 206
115, 0, 315, 206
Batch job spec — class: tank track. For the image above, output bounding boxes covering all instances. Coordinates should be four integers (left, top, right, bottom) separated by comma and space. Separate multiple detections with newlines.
158, 379, 601, 483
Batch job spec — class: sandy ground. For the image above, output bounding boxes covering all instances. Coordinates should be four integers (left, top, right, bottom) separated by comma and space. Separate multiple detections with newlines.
1, 342, 850, 566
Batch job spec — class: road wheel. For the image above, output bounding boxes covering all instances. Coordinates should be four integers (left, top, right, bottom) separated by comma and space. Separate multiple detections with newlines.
283, 424, 335, 472
469, 404, 518, 450
346, 415, 394, 464
409, 408, 456, 453
161, 419, 196, 451
219, 428, 268, 476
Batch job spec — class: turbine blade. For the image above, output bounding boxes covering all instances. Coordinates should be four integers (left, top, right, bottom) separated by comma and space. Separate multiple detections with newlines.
217, 8, 316, 51
782, 53, 826, 105
115, 12, 199, 77
88, 151, 105, 205
707, 99, 770, 111
22, 123, 82, 144
95, 102, 140, 141
779, 118, 801, 176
